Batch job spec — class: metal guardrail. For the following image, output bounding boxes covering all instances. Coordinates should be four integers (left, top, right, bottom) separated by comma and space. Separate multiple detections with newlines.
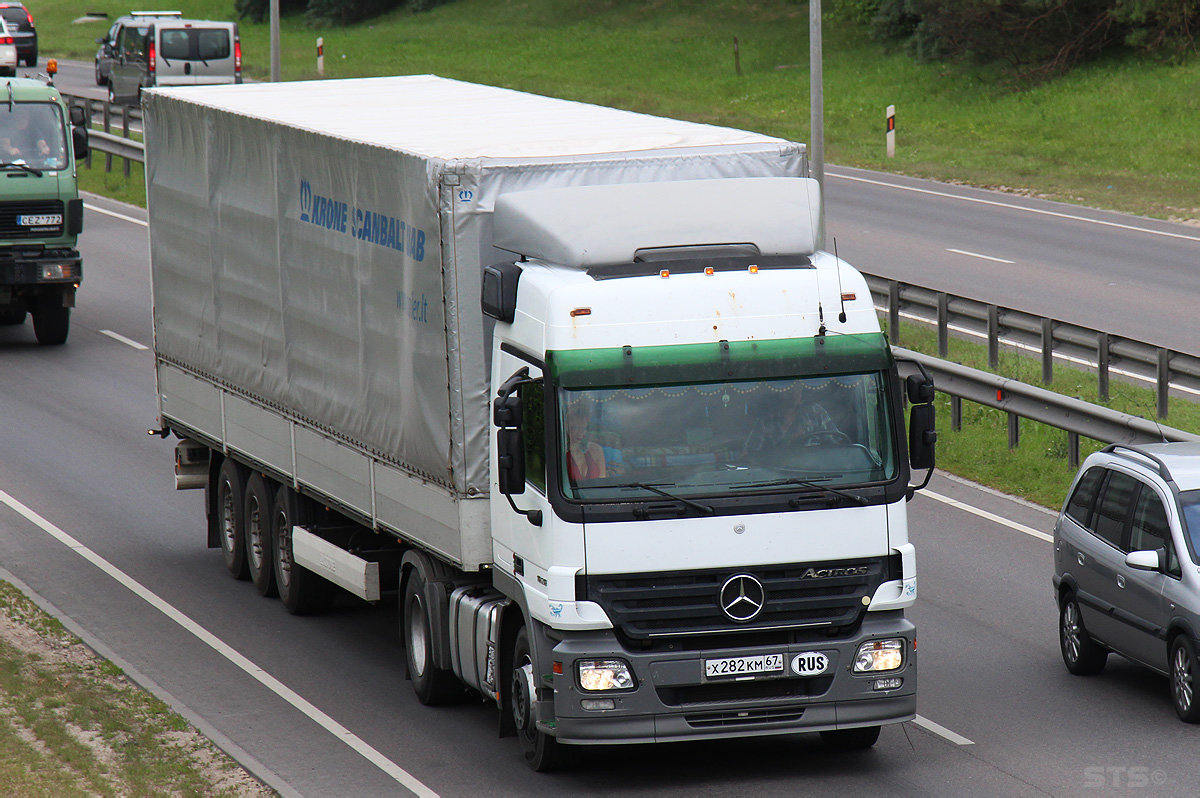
896, 348, 1200, 467
61, 93, 145, 175
867, 273, 1200, 419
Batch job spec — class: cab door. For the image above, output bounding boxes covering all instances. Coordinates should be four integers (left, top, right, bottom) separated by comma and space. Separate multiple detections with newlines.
1110, 483, 1178, 673
1068, 469, 1138, 648
110, 24, 153, 104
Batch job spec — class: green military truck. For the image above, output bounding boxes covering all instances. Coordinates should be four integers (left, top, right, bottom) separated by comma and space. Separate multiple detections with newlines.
0, 74, 89, 345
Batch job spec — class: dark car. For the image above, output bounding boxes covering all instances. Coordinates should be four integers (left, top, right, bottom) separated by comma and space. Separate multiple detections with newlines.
0, 3, 35, 67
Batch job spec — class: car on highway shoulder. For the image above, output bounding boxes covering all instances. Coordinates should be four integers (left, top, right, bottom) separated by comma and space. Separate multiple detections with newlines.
1054, 442, 1200, 722
0, 2, 35, 67
0, 18, 17, 76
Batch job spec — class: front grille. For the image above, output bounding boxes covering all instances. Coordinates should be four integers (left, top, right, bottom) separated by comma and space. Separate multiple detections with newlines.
0, 201, 65, 238
582, 558, 888, 642
685, 707, 806, 729
658, 676, 833, 707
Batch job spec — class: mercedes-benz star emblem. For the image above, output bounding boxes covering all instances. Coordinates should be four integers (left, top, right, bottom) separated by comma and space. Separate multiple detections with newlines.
719, 574, 766, 622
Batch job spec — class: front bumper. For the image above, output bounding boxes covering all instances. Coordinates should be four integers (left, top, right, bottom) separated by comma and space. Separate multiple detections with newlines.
0, 250, 83, 287
548, 612, 916, 745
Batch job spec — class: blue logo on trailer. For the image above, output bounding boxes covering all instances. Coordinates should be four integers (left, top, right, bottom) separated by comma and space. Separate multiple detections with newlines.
298, 178, 425, 262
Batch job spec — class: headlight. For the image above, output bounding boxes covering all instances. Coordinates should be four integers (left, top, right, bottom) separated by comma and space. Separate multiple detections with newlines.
853, 638, 905, 673
577, 659, 635, 691
38, 264, 75, 281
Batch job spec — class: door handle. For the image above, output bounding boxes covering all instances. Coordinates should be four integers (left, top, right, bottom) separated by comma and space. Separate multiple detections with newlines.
1077, 552, 1086, 566
1117, 574, 1126, 589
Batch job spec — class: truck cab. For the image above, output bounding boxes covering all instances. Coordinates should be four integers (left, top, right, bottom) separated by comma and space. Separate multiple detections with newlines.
0, 75, 87, 344
481, 178, 934, 768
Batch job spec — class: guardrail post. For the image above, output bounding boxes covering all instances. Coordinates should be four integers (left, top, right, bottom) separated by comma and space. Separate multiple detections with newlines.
1097, 332, 1110, 402
888, 280, 900, 344
987, 304, 1000, 370
1041, 318, 1054, 384
951, 395, 962, 432
122, 108, 132, 178
102, 102, 113, 174
936, 292, 949, 357
1007, 412, 1020, 449
83, 99, 93, 169
1158, 348, 1170, 419
1068, 432, 1080, 468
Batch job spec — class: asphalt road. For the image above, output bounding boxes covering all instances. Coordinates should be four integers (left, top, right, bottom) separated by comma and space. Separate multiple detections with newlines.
2, 62, 1199, 796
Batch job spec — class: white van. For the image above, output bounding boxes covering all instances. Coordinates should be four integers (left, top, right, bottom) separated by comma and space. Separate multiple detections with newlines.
107, 12, 240, 105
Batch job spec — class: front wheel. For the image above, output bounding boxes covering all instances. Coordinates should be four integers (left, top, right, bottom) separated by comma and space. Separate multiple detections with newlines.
107, 84, 117, 106
1060, 593, 1107, 675
32, 297, 69, 345
820, 726, 881, 750
402, 568, 458, 705
1171, 636, 1200, 723
510, 626, 568, 771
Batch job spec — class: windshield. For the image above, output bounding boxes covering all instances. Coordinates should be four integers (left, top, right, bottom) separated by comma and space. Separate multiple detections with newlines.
1, 103, 68, 171
557, 372, 898, 501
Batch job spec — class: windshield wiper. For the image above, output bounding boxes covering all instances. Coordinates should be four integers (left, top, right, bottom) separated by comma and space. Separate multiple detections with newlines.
741, 476, 867, 506
611, 482, 715, 515
1, 162, 42, 176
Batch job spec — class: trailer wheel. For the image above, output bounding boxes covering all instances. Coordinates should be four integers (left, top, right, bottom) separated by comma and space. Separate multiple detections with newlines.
216, 458, 249, 580
272, 484, 335, 615
244, 473, 277, 597
510, 625, 567, 771
32, 297, 69, 345
403, 569, 458, 705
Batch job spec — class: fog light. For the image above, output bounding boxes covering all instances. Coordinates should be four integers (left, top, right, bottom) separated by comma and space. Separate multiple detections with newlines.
581, 698, 616, 711
873, 677, 903, 691
853, 638, 905, 673
578, 659, 635, 691
39, 264, 75, 281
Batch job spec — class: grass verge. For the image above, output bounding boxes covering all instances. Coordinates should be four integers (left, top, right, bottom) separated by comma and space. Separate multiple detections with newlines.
0, 581, 273, 797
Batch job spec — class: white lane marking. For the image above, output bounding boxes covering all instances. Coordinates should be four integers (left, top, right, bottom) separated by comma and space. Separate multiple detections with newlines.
84, 203, 147, 227
914, 714, 975, 746
924, 489, 1052, 543
828, 170, 1200, 245
100, 329, 148, 350
0, 489, 438, 798
876, 303, 1200, 398
946, 248, 1014, 264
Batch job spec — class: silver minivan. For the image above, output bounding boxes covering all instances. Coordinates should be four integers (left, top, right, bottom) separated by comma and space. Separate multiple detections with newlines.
106, 12, 241, 105
1054, 443, 1200, 722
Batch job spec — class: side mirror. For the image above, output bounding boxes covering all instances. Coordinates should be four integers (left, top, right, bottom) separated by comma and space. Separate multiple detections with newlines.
69, 105, 87, 126
906, 373, 935, 404
493, 392, 522, 428
72, 125, 89, 159
1125, 549, 1161, 572
496, 428, 526, 495
909, 403, 936, 471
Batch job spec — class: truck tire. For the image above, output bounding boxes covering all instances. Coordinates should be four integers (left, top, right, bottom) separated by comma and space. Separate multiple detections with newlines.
32, 298, 69, 345
403, 568, 459, 705
215, 458, 250, 580
510, 625, 568, 771
272, 484, 335, 615
244, 473, 277, 597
